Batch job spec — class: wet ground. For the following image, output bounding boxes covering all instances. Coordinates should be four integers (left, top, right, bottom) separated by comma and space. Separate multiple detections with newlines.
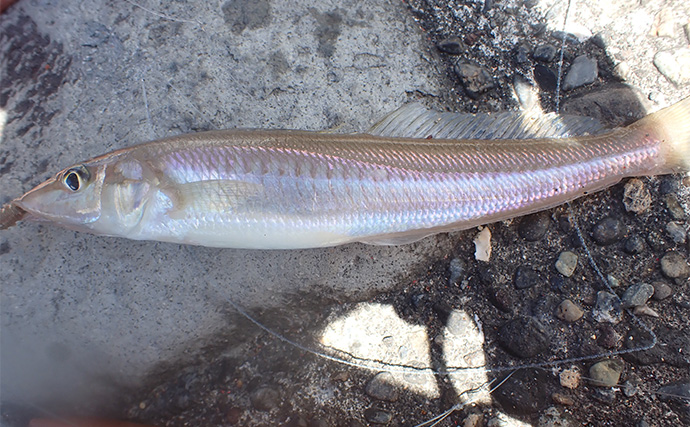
1, 0, 689, 426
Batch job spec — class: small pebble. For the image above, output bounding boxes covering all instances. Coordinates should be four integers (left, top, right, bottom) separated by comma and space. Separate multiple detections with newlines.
632, 305, 660, 318
555, 251, 578, 277
597, 324, 621, 349
621, 283, 654, 308
592, 217, 626, 245
666, 221, 687, 244
437, 36, 465, 55
592, 291, 623, 324
518, 213, 550, 241
474, 227, 492, 262
607, 274, 620, 288
563, 55, 598, 90
623, 375, 641, 397
556, 299, 584, 322
363, 408, 393, 424
623, 178, 651, 213
497, 316, 549, 358
533, 44, 557, 62
454, 61, 495, 99
534, 64, 558, 92
652, 281, 673, 300
493, 368, 550, 415
652, 8, 675, 38
623, 235, 646, 254
515, 44, 530, 64
654, 48, 690, 86
489, 286, 515, 313
613, 61, 631, 81
559, 368, 580, 389
664, 194, 686, 220
463, 413, 482, 427
448, 258, 465, 285
657, 381, 690, 403
552, 392, 575, 406
660, 251, 690, 278
514, 265, 540, 289
365, 372, 398, 402
589, 359, 624, 387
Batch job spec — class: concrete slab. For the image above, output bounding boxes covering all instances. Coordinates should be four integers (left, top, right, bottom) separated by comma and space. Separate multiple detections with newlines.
0, 0, 454, 412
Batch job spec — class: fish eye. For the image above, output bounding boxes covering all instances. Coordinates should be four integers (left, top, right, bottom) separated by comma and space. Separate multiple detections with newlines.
62, 166, 90, 192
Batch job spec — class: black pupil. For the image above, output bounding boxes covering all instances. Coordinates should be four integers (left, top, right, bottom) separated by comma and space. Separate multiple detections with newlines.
65, 172, 80, 191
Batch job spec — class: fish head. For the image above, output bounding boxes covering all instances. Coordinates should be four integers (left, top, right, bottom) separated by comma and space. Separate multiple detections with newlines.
14, 156, 156, 236
15, 163, 107, 230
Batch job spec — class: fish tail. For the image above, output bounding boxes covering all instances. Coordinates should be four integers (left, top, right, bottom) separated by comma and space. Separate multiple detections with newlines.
635, 96, 690, 173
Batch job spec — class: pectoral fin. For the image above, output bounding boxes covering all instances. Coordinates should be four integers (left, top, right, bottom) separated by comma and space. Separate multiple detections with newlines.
166, 179, 264, 219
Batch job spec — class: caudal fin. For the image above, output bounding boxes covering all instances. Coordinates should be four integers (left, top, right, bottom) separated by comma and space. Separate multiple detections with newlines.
635, 97, 690, 173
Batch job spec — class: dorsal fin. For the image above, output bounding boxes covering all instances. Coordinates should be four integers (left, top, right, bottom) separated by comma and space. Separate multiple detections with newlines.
367, 103, 605, 140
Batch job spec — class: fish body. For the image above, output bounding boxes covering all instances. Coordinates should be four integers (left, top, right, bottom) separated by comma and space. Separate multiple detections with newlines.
3, 98, 690, 249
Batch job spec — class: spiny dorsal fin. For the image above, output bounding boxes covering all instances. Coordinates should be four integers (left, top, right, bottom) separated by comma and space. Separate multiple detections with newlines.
367, 103, 605, 140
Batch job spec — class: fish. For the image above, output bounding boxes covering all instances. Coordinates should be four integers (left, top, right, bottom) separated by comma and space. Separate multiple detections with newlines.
1, 98, 689, 249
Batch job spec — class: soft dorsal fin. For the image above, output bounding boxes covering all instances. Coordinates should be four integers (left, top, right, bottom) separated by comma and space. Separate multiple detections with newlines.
367, 103, 605, 140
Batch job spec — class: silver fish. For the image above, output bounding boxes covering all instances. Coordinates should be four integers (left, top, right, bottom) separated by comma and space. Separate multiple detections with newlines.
1, 98, 689, 249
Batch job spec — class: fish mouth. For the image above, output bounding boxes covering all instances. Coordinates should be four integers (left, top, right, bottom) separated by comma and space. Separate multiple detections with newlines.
0, 202, 27, 230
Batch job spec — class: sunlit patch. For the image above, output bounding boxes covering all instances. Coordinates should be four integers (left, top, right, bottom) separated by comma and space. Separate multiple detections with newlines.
442, 309, 490, 405
320, 302, 439, 398
0, 108, 7, 141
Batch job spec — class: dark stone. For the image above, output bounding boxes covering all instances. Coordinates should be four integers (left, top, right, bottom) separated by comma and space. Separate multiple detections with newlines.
657, 381, 690, 422
515, 44, 530, 63
437, 36, 465, 55
454, 60, 495, 99
563, 55, 598, 90
592, 291, 623, 324
533, 44, 557, 62
534, 64, 558, 92
597, 324, 620, 348
365, 372, 399, 402
624, 235, 646, 254
558, 214, 573, 233
514, 265, 540, 290
363, 408, 392, 424
621, 283, 655, 308
560, 84, 647, 127
518, 213, 551, 241
660, 251, 690, 279
493, 368, 552, 415
497, 316, 550, 358
489, 286, 515, 313
652, 281, 673, 300
623, 325, 690, 367
592, 217, 626, 245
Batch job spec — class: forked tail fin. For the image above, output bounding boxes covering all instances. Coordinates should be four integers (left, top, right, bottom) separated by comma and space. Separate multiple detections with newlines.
635, 97, 690, 173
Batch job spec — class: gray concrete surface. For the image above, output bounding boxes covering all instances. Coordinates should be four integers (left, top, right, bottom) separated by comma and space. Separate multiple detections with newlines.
0, 0, 455, 410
